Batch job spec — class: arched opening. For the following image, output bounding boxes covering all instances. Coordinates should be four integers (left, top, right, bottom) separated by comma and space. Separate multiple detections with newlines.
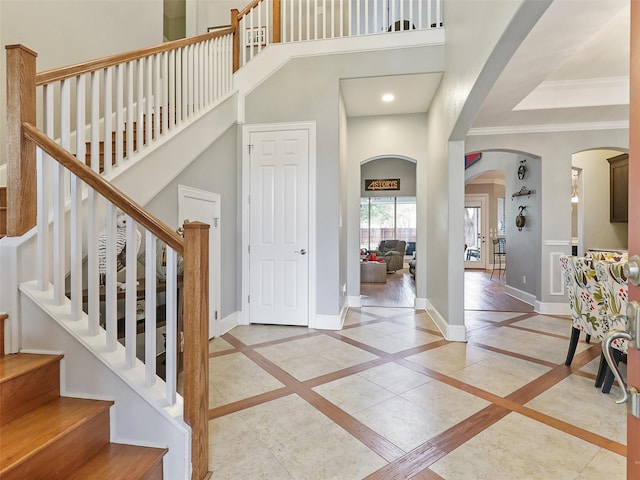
359, 156, 416, 307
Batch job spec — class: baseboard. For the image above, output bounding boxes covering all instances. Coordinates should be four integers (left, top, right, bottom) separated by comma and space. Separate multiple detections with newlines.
347, 295, 362, 308
504, 285, 536, 306
311, 307, 347, 331
216, 311, 239, 337
535, 301, 571, 316
420, 299, 466, 342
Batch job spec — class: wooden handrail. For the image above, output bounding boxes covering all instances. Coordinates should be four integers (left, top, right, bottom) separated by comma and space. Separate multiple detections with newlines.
21, 122, 184, 254
35, 27, 234, 86
237, 0, 263, 18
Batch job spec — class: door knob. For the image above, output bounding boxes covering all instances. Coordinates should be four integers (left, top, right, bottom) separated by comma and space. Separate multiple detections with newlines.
295, 249, 307, 255
624, 255, 640, 286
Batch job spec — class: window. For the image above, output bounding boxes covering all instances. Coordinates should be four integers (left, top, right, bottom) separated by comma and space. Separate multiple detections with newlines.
360, 196, 416, 251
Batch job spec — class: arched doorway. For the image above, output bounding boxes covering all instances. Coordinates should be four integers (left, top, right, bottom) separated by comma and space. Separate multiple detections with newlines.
359, 156, 416, 307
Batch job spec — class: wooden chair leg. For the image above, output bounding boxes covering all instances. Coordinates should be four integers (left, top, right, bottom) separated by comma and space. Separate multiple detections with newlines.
565, 326, 581, 366
595, 352, 608, 388
585, 334, 591, 344
602, 348, 623, 394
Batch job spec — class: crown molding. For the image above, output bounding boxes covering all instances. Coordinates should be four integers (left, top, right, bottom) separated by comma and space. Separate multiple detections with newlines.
467, 120, 628, 136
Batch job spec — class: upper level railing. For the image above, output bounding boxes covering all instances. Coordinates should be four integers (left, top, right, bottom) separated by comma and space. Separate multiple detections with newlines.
232, 0, 442, 69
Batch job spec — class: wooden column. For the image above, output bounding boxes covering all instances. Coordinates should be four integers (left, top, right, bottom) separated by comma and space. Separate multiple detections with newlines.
231, 9, 240, 72
5, 45, 37, 236
182, 221, 210, 480
273, 0, 281, 44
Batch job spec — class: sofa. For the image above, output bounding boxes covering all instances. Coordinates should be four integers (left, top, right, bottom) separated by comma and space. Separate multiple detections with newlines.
371, 240, 406, 272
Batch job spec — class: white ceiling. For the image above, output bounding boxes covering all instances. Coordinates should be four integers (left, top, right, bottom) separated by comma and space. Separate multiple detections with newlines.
341, 0, 630, 134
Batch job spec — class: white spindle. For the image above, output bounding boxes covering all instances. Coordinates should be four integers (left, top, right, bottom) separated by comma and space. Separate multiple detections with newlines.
125, 217, 138, 368
297, 0, 302, 42
165, 247, 178, 405
115, 64, 124, 166
126, 62, 135, 160
371, 0, 375, 35
391, 0, 396, 26
137, 58, 145, 150
331, 0, 335, 38
400, 0, 404, 29
169, 50, 176, 131
176, 48, 183, 125
145, 232, 157, 386
154, 55, 161, 142
37, 85, 54, 290
187, 46, 194, 118
181, 47, 188, 122
87, 190, 100, 336
364, 0, 368, 34
70, 75, 85, 321
162, 52, 169, 134
204, 41, 210, 107
290, 0, 294, 42
419, 0, 424, 29
53, 79, 70, 305
258, 4, 263, 54
348, 0, 352, 35
145, 56, 153, 146
322, 0, 327, 38
356, 0, 361, 35
196, 43, 203, 111
36, 147, 48, 290
265, 0, 270, 46
103, 67, 113, 174
91, 71, 100, 172
249, 8, 255, 60
105, 204, 118, 351
313, 0, 318, 40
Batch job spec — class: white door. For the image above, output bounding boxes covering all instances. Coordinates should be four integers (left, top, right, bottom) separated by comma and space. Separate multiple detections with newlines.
178, 185, 220, 339
249, 129, 309, 326
464, 195, 488, 269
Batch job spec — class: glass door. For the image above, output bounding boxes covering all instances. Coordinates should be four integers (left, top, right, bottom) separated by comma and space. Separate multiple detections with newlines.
464, 196, 488, 269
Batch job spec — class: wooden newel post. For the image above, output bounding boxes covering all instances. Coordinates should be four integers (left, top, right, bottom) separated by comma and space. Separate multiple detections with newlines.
273, 0, 281, 44
231, 9, 240, 72
182, 221, 210, 480
5, 44, 37, 237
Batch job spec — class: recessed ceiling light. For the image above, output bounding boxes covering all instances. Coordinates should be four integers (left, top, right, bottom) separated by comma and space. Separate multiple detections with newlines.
382, 93, 395, 102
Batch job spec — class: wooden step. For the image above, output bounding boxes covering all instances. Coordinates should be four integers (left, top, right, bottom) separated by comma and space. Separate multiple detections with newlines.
0, 353, 63, 425
66, 443, 167, 480
0, 396, 113, 480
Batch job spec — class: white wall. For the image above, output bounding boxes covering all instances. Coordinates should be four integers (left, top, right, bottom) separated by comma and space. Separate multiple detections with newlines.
572, 149, 628, 254
0, 0, 164, 166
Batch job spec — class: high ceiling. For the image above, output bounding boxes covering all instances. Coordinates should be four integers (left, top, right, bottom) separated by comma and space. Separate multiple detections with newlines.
341, 0, 630, 135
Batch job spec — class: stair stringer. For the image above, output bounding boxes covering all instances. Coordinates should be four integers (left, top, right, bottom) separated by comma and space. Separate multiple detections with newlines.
19, 282, 192, 480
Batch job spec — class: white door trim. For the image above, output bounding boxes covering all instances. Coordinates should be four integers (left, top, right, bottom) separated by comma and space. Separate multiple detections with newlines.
464, 194, 489, 270
177, 184, 221, 338
241, 122, 317, 327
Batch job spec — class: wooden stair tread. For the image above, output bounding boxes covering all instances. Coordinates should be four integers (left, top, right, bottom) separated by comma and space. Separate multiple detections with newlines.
0, 353, 63, 383
0, 396, 113, 473
66, 443, 167, 480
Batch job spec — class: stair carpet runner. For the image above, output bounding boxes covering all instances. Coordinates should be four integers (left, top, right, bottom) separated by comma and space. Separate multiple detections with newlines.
0, 315, 167, 479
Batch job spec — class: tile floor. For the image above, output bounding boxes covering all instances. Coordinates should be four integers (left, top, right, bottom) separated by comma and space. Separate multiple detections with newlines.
207, 308, 627, 479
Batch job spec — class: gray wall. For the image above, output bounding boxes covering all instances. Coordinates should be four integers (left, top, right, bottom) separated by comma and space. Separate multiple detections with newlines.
244, 46, 444, 316
466, 128, 629, 306
144, 125, 240, 317
361, 158, 417, 197
465, 152, 541, 298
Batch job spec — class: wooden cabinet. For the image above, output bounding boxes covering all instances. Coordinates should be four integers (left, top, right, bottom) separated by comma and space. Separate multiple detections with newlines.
608, 153, 628, 223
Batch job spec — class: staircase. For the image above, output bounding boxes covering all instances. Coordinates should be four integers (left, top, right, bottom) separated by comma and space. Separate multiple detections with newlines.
0, 314, 167, 480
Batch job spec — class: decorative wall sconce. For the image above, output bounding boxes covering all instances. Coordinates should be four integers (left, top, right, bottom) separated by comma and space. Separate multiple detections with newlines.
517, 159, 527, 180
516, 206, 527, 231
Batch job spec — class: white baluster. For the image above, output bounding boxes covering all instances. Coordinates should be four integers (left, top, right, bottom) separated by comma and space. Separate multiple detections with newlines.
436, 0, 441, 27
169, 49, 176, 130
91, 71, 100, 172
70, 75, 85, 321
145, 232, 157, 386
37, 85, 54, 290
154, 54, 161, 141
356, 0, 361, 35
125, 216, 138, 368
139, 57, 148, 150
258, 3, 263, 54
145, 56, 152, 145
126, 62, 135, 160
364, 0, 368, 34
115, 63, 124, 167
87, 190, 100, 336
165, 247, 178, 405
297, 0, 302, 42
103, 67, 113, 174
182, 46, 189, 120
162, 52, 169, 134
105, 203, 118, 352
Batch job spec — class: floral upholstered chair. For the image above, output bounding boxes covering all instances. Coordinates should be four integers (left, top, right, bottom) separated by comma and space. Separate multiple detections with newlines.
560, 254, 628, 393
